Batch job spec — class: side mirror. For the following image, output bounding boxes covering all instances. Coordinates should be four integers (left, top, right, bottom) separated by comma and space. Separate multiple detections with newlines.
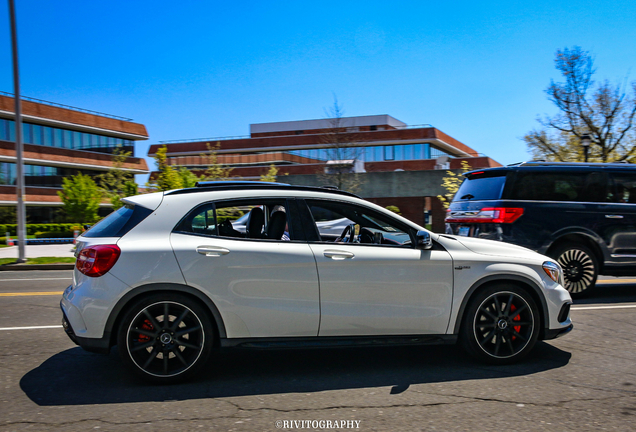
416, 230, 433, 250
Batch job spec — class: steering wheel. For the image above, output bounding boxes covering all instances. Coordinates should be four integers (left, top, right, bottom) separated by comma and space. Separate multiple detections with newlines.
337, 224, 357, 243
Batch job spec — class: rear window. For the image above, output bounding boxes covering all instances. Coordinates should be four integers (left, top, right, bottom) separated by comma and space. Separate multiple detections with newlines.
453, 172, 507, 201
83, 204, 152, 238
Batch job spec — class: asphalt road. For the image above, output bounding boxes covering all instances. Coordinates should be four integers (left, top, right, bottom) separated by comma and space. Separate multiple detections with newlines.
1, 271, 635, 431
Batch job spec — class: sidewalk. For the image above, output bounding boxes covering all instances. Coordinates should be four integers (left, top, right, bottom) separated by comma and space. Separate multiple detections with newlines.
0, 244, 76, 259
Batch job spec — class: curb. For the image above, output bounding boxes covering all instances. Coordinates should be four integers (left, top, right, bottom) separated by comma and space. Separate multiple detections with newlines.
0, 263, 75, 271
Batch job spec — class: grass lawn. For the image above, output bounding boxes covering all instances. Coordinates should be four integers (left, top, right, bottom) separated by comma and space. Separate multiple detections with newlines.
0, 257, 76, 265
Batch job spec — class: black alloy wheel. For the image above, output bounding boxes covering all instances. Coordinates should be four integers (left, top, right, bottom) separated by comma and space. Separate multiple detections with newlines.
117, 293, 214, 383
552, 243, 598, 297
460, 284, 540, 364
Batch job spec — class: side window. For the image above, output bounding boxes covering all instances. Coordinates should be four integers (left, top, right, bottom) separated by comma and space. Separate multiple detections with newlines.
306, 200, 412, 247
175, 199, 294, 241
509, 172, 588, 201
609, 173, 636, 203
174, 203, 218, 236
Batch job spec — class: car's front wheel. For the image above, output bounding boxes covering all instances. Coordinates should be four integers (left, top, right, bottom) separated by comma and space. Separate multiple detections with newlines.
117, 293, 214, 383
460, 284, 540, 364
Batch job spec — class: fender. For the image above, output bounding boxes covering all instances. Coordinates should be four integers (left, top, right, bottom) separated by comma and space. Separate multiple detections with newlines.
452, 274, 550, 336
538, 226, 607, 260
104, 283, 228, 346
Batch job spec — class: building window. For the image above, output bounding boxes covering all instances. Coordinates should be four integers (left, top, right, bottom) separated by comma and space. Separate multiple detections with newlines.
369, 125, 377, 131
384, 146, 394, 161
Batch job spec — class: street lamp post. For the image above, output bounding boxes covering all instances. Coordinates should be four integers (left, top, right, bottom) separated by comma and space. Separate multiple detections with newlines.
8, 0, 26, 263
581, 134, 591, 163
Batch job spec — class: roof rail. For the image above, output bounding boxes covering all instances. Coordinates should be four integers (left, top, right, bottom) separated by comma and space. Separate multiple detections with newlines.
167, 181, 360, 198
195, 180, 290, 188
516, 161, 634, 167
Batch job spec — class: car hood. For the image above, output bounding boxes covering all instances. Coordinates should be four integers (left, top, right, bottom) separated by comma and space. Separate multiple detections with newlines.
442, 235, 546, 262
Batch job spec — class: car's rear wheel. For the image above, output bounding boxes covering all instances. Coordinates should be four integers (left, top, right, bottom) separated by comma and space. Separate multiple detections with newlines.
460, 284, 540, 364
552, 243, 598, 297
117, 293, 214, 384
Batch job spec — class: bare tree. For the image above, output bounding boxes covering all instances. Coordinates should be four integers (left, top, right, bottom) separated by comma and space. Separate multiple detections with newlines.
524, 46, 636, 162
317, 99, 365, 193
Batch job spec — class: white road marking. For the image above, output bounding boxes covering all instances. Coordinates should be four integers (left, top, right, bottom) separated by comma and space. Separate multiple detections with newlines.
0, 325, 63, 331
572, 304, 636, 311
0, 278, 71, 282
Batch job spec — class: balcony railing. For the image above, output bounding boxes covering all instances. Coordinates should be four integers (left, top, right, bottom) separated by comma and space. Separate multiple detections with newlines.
0, 91, 133, 121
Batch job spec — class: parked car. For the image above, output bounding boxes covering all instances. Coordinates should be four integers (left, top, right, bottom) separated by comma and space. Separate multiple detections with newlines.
62, 181, 572, 383
445, 161, 636, 297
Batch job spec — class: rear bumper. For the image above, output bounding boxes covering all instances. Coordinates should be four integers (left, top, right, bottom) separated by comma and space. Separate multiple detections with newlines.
61, 302, 110, 354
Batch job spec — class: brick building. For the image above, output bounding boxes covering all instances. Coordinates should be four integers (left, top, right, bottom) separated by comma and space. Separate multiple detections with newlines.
0, 93, 149, 222
148, 115, 500, 231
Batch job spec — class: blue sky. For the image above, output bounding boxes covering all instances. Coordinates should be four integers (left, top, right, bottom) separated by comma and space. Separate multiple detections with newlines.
1, 0, 635, 178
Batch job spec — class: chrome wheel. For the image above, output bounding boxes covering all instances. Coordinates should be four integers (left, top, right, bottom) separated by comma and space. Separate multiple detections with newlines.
555, 244, 597, 296
118, 294, 213, 382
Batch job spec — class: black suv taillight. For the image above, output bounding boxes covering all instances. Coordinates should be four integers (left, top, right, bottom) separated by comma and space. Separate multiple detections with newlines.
76, 245, 121, 277
446, 207, 524, 224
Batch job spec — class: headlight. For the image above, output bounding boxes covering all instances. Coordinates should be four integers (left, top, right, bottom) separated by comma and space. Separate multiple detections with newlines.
542, 261, 563, 285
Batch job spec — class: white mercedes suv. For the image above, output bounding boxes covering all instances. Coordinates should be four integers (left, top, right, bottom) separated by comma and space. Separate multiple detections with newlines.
61, 181, 573, 383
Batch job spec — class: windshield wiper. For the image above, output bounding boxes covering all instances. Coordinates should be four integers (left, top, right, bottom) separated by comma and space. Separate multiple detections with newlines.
460, 194, 475, 200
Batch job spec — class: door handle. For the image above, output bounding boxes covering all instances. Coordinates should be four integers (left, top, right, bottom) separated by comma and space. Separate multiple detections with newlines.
605, 215, 624, 219
323, 250, 355, 260
196, 246, 230, 257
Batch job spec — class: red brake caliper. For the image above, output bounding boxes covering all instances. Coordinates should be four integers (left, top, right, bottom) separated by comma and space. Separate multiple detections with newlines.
138, 319, 154, 342
510, 304, 521, 339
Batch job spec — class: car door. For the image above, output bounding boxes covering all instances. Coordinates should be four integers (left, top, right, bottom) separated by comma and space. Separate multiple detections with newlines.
170, 198, 320, 339
302, 199, 454, 336
598, 171, 636, 268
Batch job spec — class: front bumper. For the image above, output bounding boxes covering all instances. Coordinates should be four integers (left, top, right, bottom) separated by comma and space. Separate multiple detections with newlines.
543, 323, 574, 340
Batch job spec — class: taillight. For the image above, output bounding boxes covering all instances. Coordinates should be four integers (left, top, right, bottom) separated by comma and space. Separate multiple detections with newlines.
445, 207, 524, 224
76, 245, 121, 277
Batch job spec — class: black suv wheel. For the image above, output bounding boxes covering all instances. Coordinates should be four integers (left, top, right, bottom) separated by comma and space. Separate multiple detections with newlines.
552, 243, 598, 297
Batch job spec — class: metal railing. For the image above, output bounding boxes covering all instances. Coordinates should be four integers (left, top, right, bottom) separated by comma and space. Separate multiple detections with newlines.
0, 91, 133, 121
158, 124, 436, 144
159, 134, 251, 144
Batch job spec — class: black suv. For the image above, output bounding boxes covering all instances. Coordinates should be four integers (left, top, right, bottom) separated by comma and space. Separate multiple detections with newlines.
445, 161, 636, 296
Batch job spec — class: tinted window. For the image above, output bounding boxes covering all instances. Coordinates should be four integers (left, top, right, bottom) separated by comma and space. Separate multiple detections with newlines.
608, 173, 636, 203
508, 171, 605, 202
83, 204, 152, 238
454, 173, 507, 201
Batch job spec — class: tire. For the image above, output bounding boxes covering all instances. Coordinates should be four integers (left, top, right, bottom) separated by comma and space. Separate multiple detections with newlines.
551, 243, 598, 298
117, 293, 214, 384
460, 284, 540, 365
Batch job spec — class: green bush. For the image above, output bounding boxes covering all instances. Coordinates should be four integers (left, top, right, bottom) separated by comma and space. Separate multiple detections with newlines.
0, 223, 82, 237
34, 231, 74, 239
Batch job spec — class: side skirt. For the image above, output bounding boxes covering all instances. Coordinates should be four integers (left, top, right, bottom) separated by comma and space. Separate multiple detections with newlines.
220, 334, 458, 349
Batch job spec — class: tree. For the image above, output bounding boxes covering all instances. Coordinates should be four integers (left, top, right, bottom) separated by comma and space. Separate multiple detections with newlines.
98, 145, 136, 209
260, 164, 279, 182
58, 173, 102, 223
317, 99, 365, 193
437, 160, 471, 209
178, 166, 200, 188
525, 46, 636, 162
147, 145, 183, 191
199, 142, 234, 181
